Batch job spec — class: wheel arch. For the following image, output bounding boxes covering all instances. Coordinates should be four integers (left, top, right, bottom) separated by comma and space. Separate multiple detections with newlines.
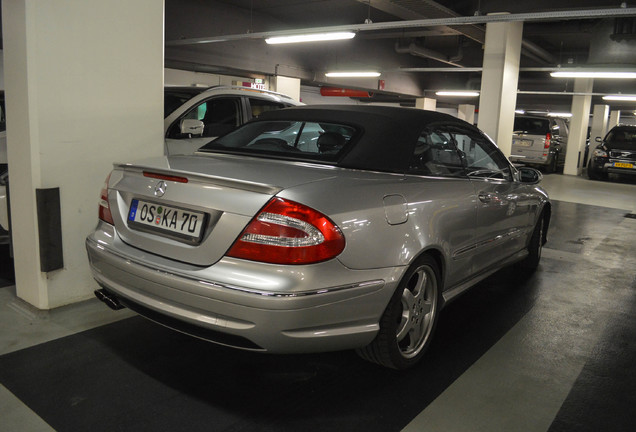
409, 247, 446, 290
541, 201, 552, 245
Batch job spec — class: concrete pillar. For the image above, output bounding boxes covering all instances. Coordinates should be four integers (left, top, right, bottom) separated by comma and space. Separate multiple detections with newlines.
415, 98, 437, 111
590, 104, 610, 144
458, 104, 475, 124
272, 76, 301, 102
477, 17, 523, 157
609, 110, 621, 128
564, 78, 593, 176
2, 0, 164, 309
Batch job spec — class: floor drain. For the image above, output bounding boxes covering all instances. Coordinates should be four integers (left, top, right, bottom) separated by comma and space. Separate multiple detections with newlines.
625, 213, 636, 219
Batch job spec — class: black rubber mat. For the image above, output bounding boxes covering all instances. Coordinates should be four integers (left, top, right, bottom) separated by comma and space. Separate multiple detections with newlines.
548, 276, 636, 432
0, 201, 630, 431
0, 267, 540, 432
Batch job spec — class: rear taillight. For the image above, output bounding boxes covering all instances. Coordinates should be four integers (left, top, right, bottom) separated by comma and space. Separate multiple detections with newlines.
226, 198, 345, 265
98, 173, 114, 225
543, 132, 551, 156
544, 133, 551, 149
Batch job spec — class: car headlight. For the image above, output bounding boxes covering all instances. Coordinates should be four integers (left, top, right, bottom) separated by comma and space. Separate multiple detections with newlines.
593, 148, 607, 157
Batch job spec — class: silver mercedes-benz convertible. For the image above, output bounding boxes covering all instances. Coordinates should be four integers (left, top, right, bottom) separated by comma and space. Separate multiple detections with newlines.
86, 105, 550, 369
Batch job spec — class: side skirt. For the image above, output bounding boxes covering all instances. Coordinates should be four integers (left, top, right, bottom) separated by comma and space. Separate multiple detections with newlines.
441, 249, 529, 306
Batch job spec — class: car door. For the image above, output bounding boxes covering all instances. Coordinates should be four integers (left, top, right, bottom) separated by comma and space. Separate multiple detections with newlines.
164, 97, 243, 155
405, 127, 477, 290
449, 125, 530, 273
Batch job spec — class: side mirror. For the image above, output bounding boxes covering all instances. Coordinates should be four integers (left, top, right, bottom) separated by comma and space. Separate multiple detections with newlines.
518, 166, 543, 184
595, 136, 602, 143
180, 119, 204, 136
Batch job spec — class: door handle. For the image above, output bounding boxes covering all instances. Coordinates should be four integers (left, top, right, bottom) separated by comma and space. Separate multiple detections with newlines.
478, 192, 492, 203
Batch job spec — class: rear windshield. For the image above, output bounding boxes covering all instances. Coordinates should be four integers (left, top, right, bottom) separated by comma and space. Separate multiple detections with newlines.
513, 117, 550, 135
198, 120, 358, 162
606, 127, 636, 150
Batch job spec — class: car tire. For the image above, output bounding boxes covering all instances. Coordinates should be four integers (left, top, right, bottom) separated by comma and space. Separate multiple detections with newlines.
587, 167, 607, 181
517, 213, 544, 273
546, 153, 558, 173
357, 255, 441, 370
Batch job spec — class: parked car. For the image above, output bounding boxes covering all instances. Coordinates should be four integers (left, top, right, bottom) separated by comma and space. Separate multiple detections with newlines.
86, 105, 550, 369
0, 91, 9, 235
588, 125, 636, 181
510, 115, 569, 173
163, 85, 301, 156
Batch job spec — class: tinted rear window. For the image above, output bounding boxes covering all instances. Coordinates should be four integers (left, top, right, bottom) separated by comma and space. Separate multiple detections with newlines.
514, 117, 550, 135
606, 127, 636, 150
198, 120, 358, 162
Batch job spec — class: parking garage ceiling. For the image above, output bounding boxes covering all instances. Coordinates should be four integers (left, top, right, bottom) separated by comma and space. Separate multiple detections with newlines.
171, 1, 631, 114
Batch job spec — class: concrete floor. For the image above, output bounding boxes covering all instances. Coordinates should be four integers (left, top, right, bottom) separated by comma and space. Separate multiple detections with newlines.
1, 173, 635, 431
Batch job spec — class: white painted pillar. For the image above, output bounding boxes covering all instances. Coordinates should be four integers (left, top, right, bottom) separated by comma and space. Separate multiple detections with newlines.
415, 98, 437, 111
477, 17, 523, 157
458, 104, 475, 124
609, 110, 621, 128
564, 79, 593, 176
2, 0, 164, 309
273, 76, 301, 102
590, 104, 610, 144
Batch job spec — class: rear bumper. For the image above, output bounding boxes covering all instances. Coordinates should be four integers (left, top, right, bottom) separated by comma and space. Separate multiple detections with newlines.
509, 154, 551, 166
86, 222, 403, 353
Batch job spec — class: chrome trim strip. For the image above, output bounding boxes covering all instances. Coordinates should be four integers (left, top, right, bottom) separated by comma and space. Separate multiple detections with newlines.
452, 228, 525, 259
87, 237, 384, 298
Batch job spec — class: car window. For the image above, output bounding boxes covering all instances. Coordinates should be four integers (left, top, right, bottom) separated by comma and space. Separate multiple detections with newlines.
248, 98, 287, 119
199, 120, 357, 162
513, 117, 550, 135
164, 89, 204, 117
167, 97, 240, 139
408, 129, 464, 177
606, 127, 636, 150
453, 128, 512, 181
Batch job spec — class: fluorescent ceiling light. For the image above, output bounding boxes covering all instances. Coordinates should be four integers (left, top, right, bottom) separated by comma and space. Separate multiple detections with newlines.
325, 71, 381, 78
265, 32, 355, 44
515, 109, 525, 114
551, 70, 636, 79
435, 91, 479, 97
603, 95, 636, 101
547, 112, 573, 117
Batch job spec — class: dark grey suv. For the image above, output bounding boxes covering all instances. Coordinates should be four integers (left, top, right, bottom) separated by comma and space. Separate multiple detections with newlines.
510, 115, 569, 173
588, 125, 636, 181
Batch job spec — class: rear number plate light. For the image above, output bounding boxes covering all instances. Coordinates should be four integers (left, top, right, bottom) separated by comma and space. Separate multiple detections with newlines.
128, 199, 206, 243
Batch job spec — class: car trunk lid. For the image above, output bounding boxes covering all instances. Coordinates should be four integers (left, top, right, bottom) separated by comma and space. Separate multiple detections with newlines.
106, 154, 338, 266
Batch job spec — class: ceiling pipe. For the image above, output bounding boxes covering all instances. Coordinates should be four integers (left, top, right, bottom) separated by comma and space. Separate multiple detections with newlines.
394, 41, 464, 67
521, 40, 559, 65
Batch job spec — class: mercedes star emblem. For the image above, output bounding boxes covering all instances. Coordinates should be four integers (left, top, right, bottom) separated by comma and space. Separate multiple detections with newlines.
154, 180, 167, 197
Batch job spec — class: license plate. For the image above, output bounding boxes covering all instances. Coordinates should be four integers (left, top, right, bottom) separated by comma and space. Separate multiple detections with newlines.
514, 139, 532, 147
613, 162, 634, 169
128, 199, 205, 242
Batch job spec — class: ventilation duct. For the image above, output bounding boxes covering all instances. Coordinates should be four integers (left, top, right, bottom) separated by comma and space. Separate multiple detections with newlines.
395, 41, 464, 67
587, 18, 636, 65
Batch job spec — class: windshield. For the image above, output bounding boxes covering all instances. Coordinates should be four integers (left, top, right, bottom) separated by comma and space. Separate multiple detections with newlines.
513, 117, 550, 135
606, 127, 636, 151
198, 120, 358, 162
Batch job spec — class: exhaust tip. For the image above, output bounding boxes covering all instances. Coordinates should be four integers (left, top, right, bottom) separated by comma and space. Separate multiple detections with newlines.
94, 289, 125, 310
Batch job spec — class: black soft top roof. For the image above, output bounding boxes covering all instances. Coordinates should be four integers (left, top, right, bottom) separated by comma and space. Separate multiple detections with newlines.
258, 105, 474, 172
